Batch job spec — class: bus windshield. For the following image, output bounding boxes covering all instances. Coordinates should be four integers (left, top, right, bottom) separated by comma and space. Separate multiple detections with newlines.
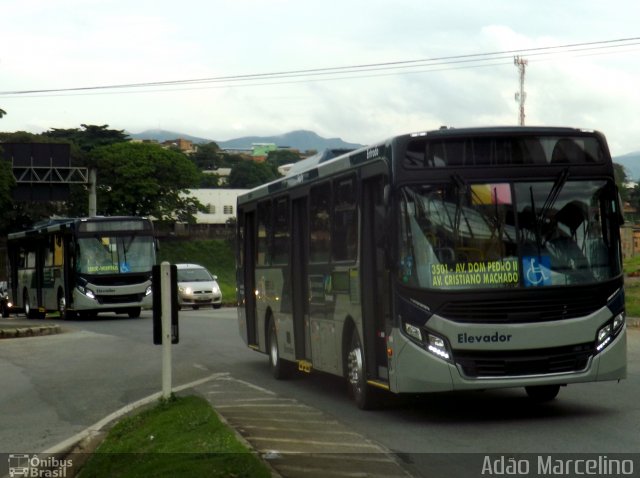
76, 235, 155, 275
398, 178, 621, 290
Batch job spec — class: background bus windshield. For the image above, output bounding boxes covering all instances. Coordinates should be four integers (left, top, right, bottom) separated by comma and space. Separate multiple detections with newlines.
398, 179, 620, 290
76, 235, 155, 275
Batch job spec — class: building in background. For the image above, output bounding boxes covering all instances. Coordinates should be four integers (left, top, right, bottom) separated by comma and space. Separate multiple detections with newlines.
175, 189, 247, 238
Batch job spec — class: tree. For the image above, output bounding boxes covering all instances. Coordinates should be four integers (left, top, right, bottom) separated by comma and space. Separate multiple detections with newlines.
227, 160, 279, 189
0, 108, 6, 118
90, 142, 204, 222
191, 142, 221, 171
266, 149, 302, 168
0, 147, 16, 233
44, 124, 129, 153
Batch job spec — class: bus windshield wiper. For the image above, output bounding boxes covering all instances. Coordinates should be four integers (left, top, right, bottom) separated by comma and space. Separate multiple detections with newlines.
536, 168, 569, 247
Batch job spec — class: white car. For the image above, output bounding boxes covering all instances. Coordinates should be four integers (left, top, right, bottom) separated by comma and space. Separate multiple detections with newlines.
175, 264, 222, 310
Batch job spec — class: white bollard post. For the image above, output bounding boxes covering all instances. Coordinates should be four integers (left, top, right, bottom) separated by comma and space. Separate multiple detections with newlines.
161, 261, 172, 399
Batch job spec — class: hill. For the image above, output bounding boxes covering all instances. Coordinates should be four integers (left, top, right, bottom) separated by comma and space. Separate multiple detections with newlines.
614, 151, 640, 181
127, 129, 211, 144
128, 128, 362, 152
216, 130, 362, 151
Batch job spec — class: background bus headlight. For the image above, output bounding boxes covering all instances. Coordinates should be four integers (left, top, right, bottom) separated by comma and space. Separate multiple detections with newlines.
77, 285, 96, 300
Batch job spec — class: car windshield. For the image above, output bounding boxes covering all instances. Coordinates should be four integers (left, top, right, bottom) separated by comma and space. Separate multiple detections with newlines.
398, 178, 621, 290
177, 268, 213, 282
76, 235, 155, 275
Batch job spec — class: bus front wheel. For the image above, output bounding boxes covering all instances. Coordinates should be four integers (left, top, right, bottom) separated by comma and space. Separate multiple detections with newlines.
268, 317, 291, 379
128, 307, 141, 318
346, 330, 378, 410
57, 291, 76, 320
525, 385, 561, 402
23, 290, 34, 319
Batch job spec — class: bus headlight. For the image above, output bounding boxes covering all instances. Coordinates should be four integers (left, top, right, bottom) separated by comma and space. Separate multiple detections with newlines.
402, 322, 452, 362
77, 285, 96, 300
595, 312, 625, 353
427, 333, 451, 361
145, 286, 152, 296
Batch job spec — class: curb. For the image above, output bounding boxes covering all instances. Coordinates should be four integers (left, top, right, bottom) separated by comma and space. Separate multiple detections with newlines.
0, 324, 62, 339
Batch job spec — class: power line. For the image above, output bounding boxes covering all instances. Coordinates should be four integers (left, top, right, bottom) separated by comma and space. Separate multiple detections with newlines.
1, 37, 639, 98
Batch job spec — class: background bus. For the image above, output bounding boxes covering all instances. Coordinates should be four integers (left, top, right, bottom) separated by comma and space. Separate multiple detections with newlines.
7, 216, 156, 319
236, 126, 627, 409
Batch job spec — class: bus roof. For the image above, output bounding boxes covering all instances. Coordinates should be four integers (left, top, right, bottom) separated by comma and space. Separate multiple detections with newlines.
7, 216, 152, 240
237, 126, 606, 205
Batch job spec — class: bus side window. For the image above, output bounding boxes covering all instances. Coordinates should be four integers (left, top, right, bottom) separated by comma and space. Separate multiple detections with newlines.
27, 251, 36, 269
272, 197, 290, 265
332, 175, 357, 262
310, 182, 331, 263
257, 201, 272, 266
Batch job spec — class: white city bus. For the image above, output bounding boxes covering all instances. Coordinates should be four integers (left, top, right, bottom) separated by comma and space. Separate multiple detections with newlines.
236, 127, 626, 409
7, 216, 156, 319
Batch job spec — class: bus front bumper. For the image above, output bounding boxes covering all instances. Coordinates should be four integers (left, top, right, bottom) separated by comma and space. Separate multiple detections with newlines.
389, 326, 627, 394
72, 286, 153, 312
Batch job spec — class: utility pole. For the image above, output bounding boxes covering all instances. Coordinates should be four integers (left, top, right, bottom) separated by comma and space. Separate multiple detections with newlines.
514, 56, 528, 126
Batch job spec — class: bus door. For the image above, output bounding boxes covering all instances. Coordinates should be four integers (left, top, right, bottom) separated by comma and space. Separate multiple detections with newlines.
361, 176, 390, 381
242, 211, 258, 347
291, 197, 310, 360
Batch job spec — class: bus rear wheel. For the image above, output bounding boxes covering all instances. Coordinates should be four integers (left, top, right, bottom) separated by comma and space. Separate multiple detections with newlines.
525, 385, 560, 402
346, 330, 378, 410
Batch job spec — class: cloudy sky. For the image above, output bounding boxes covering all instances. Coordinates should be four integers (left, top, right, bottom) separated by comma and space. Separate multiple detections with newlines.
1, 0, 640, 155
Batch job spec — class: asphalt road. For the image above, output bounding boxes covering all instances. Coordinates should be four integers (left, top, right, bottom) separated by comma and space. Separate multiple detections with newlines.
0, 308, 638, 476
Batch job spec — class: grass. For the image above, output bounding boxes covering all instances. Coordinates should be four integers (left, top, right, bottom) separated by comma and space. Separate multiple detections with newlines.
157, 238, 236, 304
78, 395, 271, 478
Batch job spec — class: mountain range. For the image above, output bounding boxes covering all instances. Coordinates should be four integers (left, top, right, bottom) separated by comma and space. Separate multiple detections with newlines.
127, 129, 362, 152
613, 151, 640, 182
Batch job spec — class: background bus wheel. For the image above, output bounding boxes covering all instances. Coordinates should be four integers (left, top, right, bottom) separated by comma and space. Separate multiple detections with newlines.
268, 318, 291, 379
23, 290, 34, 319
57, 291, 67, 319
128, 307, 141, 318
347, 331, 377, 410
525, 385, 560, 402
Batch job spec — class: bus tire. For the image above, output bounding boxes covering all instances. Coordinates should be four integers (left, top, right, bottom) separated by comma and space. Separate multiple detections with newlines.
268, 317, 291, 379
23, 290, 34, 319
525, 385, 560, 402
128, 307, 141, 318
57, 289, 68, 320
1, 301, 9, 318
346, 330, 378, 410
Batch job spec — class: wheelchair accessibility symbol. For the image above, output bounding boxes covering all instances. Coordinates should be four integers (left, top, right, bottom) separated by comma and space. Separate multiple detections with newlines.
523, 256, 552, 287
